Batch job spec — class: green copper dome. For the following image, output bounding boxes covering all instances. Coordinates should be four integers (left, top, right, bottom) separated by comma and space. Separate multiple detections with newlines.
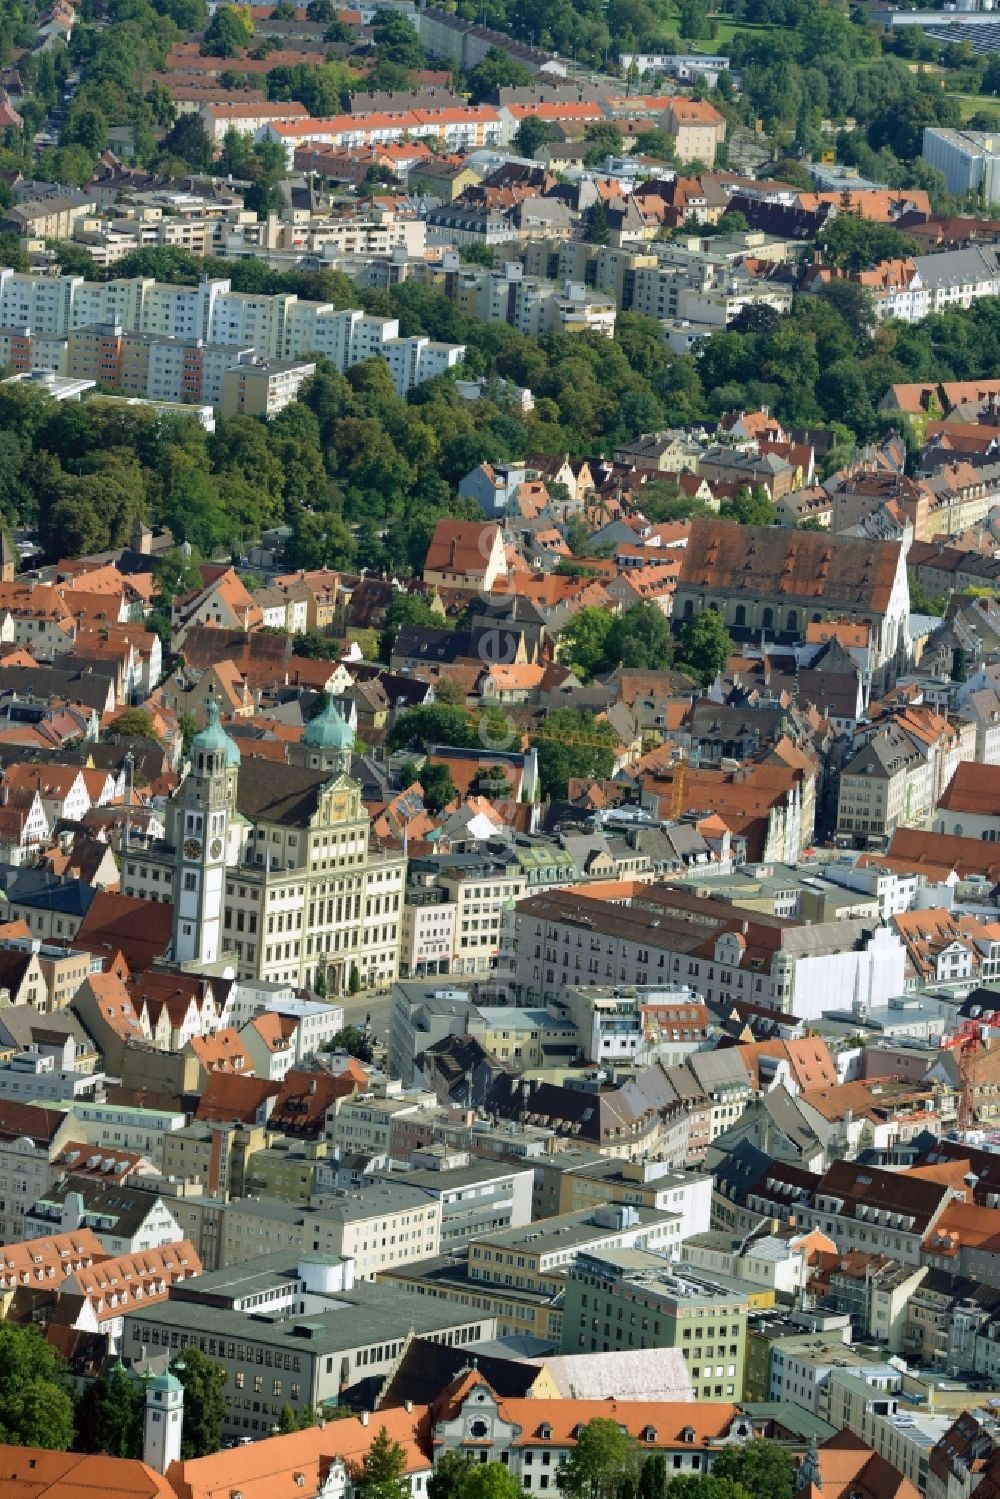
304, 696, 354, 753
191, 697, 241, 767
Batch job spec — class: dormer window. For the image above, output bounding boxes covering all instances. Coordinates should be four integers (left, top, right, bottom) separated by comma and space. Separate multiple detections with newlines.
540, 1425, 552, 1441
643, 1427, 657, 1443
682, 1427, 695, 1444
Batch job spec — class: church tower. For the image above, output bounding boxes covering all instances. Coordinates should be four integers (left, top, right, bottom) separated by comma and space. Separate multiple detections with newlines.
168, 697, 240, 965
303, 696, 355, 775
143, 1369, 184, 1473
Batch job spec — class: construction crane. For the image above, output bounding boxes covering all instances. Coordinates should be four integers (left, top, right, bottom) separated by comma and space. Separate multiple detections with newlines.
667, 760, 688, 823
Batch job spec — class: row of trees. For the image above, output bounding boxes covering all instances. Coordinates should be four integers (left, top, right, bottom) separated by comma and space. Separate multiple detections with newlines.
11, 263, 1000, 574
0, 1325, 227, 1458
558, 604, 733, 689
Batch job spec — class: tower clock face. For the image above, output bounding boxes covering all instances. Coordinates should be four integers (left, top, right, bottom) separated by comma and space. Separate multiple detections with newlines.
210, 837, 223, 859
183, 837, 203, 859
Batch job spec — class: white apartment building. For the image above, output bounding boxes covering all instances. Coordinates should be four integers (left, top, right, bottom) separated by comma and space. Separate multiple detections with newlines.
62, 1100, 187, 1158
327, 1085, 438, 1155
922, 127, 1000, 204
306, 1181, 443, 1279
400, 891, 458, 979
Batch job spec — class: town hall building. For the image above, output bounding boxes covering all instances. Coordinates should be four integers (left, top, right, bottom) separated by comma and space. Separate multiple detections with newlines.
120, 698, 404, 993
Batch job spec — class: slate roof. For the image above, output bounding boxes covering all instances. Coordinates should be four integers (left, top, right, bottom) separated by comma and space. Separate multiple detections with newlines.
236, 759, 332, 828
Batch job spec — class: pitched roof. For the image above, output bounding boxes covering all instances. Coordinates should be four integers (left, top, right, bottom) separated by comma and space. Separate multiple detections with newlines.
187, 1028, 254, 1075
677, 518, 901, 613
0, 1228, 105, 1290
0, 1449, 176, 1499
236, 759, 331, 829
0, 1098, 71, 1146
76, 892, 173, 971
270, 1067, 360, 1138
880, 827, 1000, 881
424, 519, 502, 578
169, 1406, 432, 1499
476, 1388, 739, 1447
937, 761, 1000, 818
796, 1431, 920, 1499
196, 1072, 281, 1124
815, 1159, 952, 1233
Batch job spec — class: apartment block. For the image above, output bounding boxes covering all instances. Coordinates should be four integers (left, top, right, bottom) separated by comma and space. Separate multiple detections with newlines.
562, 1249, 749, 1400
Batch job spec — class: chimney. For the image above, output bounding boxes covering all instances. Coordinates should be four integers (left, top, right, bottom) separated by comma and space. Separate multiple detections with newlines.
361, 1412, 369, 1426
404, 1399, 413, 1413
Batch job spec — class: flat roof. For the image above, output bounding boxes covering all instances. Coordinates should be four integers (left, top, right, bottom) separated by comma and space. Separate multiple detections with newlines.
476, 1205, 678, 1256
574, 1247, 752, 1303
372, 1160, 530, 1192
124, 1281, 490, 1354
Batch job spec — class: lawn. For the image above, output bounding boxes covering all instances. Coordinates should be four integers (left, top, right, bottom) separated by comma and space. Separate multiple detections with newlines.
695, 18, 772, 45
949, 90, 1000, 120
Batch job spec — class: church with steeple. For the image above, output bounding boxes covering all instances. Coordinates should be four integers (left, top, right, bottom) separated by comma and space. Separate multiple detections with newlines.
119, 695, 405, 994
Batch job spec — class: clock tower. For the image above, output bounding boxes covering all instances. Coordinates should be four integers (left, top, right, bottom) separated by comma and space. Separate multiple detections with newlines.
169, 697, 240, 966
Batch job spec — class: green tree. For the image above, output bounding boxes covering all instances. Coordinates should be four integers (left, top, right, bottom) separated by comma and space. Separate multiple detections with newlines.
421, 761, 458, 813
161, 113, 213, 170
386, 704, 477, 753
513, 115, 561, 158
358, 1425, 411, 1499
582, 201, 610, 244
73, 1365, 144, 1457
816, 216, 918, 271
584, 122, 624, 161
659, 1477, 752, 1499
0, 233, 29, 272
179, 711, 198, 757
634, 129, 675, 162
371, 13, 425, 66
909, 579, 946, 616
679, 0, 710, 36
348, 962, 361, 996
105, 708, 160, 741
62, 104, 107, 156
675, 611, 733, 687
557, 1417, 641, 1499
202, 5, 254, 55
719, 487, 776, 527
711, 1442, 796, 1499
153, 546, 203, 601
379, 590, 446, 661
532, 709, 617, 800
602, 602, 673, 673
953, 646, 968, 683
51, 240, 98, 277
467, 47, 532, 102
172, 1348, 226, 1459
428, 1451, 474, 1499
0, 1325, 74, 1450
294, 629, 342, 660
638, 1455, 667, 1499
460, 1465, 526, 1499
637, 482, 709, 523
325, 1024, 374, 1062
558, 605, 614, 682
